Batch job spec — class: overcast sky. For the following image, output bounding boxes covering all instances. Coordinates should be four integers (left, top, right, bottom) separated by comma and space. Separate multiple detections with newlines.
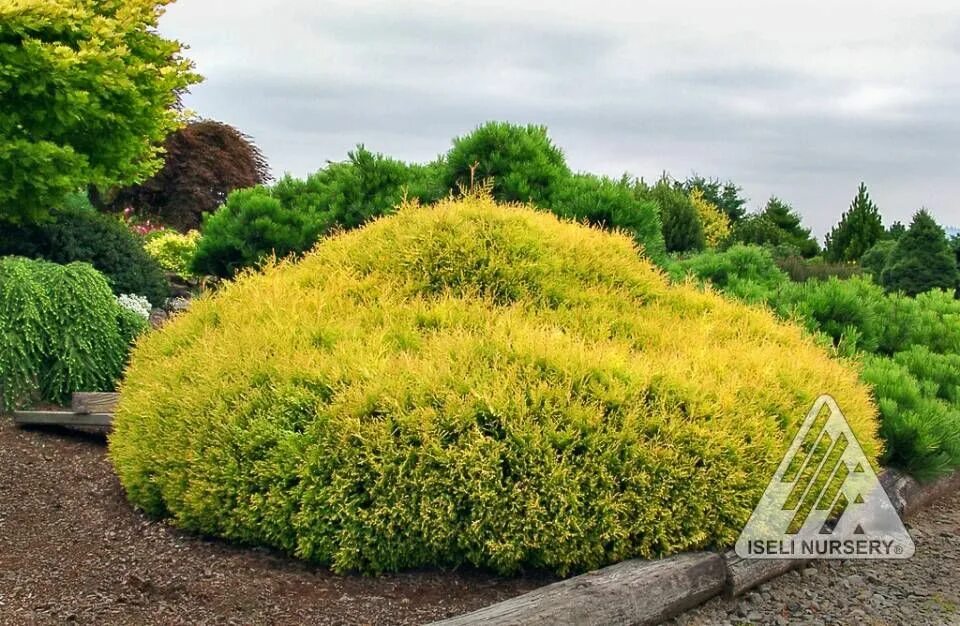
160, 0, 960, 237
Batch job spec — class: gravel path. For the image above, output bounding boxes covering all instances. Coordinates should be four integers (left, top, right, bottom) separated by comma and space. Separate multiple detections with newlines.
673, 488, 960, 625
0, 420, 549, 625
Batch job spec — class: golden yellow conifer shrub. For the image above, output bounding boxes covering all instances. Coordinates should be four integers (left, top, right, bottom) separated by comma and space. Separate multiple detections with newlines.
109, 193, 879, 575
690, 188, 732, 248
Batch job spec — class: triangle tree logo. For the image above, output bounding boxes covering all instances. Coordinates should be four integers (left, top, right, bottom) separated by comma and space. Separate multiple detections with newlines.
735, 395, 914, 559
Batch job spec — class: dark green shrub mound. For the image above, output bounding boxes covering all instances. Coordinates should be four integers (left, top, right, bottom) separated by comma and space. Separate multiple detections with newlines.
552, 173, 666, 261
443, 122, 570, 205
0, 209, 168, 305
193, 147, 445, 278
0, 257, 147, 410
111, 194, 879, 576
191, 187, 324, 278
192, 125, 671, 278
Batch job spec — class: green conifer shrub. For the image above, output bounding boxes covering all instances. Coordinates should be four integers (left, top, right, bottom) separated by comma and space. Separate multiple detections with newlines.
443, 122, 570, 205
670, 252, 960, 478
552, 173, 666, 261
861, 354, 960, 480
192, 147, 444, 278
0, 258, 147, 410
668, 245, 787, 302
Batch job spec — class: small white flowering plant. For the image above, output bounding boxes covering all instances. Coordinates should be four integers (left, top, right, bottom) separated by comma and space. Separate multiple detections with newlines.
116, 293, 152, 319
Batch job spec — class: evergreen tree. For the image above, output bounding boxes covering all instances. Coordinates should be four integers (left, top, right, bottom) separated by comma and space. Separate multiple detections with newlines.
887, 221, 906, 239
644, 177, 705, 253
825, 183, 885, 262
676, 175, 747, 223
729, 196, 819, 257
880, 210, 959, 296
762, 196, 820, 257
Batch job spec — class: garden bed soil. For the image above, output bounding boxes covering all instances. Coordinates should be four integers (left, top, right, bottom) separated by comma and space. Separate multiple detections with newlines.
7, 416, 960, 626
0, 419, 550, 625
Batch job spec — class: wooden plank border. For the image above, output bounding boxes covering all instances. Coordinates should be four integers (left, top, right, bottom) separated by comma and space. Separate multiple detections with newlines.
71, 392, 120, 415
13, 411, 112, 427
432, 553, 726, 626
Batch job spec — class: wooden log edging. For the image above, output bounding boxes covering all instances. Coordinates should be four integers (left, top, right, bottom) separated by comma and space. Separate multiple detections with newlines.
12, 410, 113, 427
881, 467, 960, 518
431, 466, 960, 626
433, 552, 726, 626
10, 392, 119, 429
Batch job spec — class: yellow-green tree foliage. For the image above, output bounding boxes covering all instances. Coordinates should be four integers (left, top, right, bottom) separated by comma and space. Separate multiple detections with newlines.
143, 230, 200, 276
110, 194, 880, 575
690, 188, 731, 248
0, 0, 199, 222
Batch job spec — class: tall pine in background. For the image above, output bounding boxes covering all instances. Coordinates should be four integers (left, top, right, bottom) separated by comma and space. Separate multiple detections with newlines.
825, 183, 884, 262
881, 210, 959, 296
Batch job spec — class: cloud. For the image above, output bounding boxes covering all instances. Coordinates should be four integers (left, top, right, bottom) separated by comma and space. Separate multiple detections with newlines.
161, 0, 960, 234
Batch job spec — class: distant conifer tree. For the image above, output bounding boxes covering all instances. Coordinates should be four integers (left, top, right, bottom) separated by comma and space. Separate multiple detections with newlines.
881, 210, 959, 296
825, 183, 884, 262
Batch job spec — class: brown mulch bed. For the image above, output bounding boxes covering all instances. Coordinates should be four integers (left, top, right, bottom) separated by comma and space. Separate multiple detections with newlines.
0, 419, 550, 625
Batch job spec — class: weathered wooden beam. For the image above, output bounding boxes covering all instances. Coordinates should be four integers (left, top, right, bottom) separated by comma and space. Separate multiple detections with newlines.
71, 392, 119, 415
881, 467, 960, 518
723, 550, 808, 598
430, 552, 726, 626
13, 411, 112, 427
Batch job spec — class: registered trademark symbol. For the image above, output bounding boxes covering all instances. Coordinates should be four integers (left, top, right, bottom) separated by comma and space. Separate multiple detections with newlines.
895, 545, 903, 555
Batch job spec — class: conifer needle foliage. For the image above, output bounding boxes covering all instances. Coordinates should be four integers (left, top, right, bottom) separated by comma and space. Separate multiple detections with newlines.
110, 195, 879, 575
0, 257, 147, 410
